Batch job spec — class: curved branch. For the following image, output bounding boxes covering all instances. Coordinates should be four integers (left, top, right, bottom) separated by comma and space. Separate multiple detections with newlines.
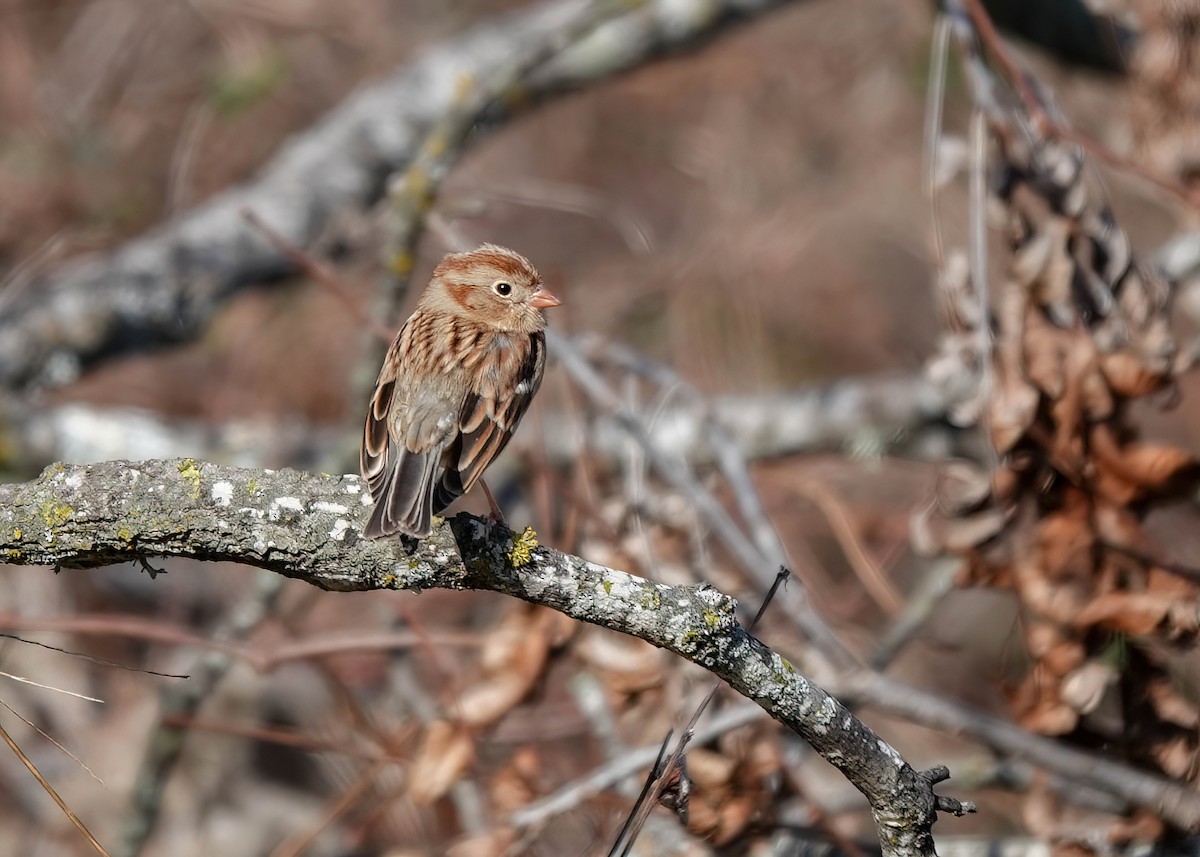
0, 457, 961, 857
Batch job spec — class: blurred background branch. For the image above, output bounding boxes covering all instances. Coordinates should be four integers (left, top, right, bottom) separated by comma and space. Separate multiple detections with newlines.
5, 0, 1200, 855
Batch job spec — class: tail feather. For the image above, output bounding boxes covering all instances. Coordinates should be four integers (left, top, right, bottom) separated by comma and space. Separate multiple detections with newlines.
363, 446, 441, 538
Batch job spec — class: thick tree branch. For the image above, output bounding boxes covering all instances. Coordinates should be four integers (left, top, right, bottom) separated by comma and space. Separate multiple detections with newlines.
0, 457, 962, 857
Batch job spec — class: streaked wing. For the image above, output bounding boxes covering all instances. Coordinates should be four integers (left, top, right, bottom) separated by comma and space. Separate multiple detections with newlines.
434, 331, 546, 511
361, 317, 463, 538
360, 376, 395, 500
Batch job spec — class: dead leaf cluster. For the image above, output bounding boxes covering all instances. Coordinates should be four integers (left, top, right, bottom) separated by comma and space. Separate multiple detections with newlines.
919, 127, 1200, 842
1130, 0, 1200, 187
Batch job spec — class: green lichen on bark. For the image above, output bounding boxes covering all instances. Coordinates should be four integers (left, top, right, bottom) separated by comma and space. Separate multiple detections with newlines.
40, 499, 73, 529
176, 458, 202, 499
506, 526, 539, 567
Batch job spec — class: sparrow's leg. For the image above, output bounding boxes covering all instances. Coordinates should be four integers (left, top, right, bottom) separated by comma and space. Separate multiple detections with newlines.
478, 478, 509, 530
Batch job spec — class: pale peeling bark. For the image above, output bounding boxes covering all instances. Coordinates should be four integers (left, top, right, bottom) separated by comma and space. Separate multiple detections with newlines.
0, 458, 965, 857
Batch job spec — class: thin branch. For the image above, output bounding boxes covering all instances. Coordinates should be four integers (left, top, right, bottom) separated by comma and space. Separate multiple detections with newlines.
510, 704, 766, 829
241, 207, 393, 343
0, 614, 481, 673
0, 697, 105, 785
0, 715, 110, 856
0, 631, 188, 678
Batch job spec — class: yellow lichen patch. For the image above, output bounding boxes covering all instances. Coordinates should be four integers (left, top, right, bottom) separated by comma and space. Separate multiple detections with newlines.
506, 526, 539, 568
11, 528, 21, 540
176, 459, 202, 499
246, 478, 259, 496
387, 249, 414, 278
602, 579, 613, 595
117, 526, 134, 543
380, 572, 397, 588
703, 610, 722, 629
391, 247, 420, 277
40, 499, 73, 529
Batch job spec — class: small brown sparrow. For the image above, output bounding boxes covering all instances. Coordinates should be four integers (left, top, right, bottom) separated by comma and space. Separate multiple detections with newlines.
360, 244, 560, 538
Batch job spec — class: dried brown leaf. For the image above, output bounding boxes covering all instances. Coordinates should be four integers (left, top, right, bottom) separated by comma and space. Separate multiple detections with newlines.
1012, 228, 1052, 287
575, 630, 664, 694
1094, 502, 1147, 552
1018, 698, 1079, 735
744, 734, 782, 783
989, 365, 1040, 453
1079, 364, 1114, 421
1092, 425, 1196, 493
457, 606, 552, 727
1101, 351, 1168, 398
1148, 678, 1200, 729
991, 283, 1041, 452
445, 828, 516, 857
686, 748, 736, 790
1073, 592, 1171, 636
1061, 661, 1118, 715
939, 508, 1009, 552
1024, 311, 1070, 398
1153, 734, 1196, 780
713, 795, 758, 846
410, 720, 475, 804
489, 747, 541, 815
1025, 623, 1086, 676
1014, 561, 1090, 625
908, 506, 940, 557
936, 462, 994, 514
1108, 810, 1165, 846
1030, 217, 1075, 311
1037, 507, 1094, 582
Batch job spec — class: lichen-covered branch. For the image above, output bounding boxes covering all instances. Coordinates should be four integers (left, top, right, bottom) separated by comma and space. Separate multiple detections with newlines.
0, 457, 962, 857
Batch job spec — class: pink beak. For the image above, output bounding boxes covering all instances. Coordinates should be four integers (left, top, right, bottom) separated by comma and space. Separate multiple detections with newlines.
529, 287, 561, 309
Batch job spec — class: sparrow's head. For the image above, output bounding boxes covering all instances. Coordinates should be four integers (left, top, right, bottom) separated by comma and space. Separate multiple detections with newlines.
425, 244, 560, 333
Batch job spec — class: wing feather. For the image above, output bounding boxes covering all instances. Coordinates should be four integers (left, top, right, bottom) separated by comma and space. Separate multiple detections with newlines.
436, 332, 546, 508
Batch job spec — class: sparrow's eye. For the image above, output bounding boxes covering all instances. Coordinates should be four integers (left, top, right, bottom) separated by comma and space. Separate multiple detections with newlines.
493, 281, 513, 297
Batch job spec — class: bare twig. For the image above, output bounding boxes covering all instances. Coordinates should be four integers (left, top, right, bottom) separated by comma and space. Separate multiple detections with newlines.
607, 568, 791, 854
0, 715, 110, 856
0, 614, 480, 673
241, 207, 393, 342
0, 697, 104, 785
